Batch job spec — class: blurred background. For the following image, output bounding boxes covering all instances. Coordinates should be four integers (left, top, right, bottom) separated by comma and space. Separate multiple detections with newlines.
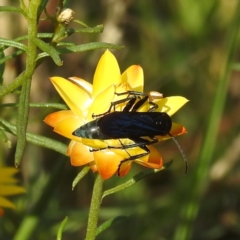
1, 0, 240, 239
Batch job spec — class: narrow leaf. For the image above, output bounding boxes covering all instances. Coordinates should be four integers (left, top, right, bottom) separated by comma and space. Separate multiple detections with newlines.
0, 118, 68, 155
0, 6, 26, 16
0, 102, 67, 110
72, 167, 90, 190
59, 42, 124, 53
34, 38, 62, 66
0, 128, 11, 148
37, 0, 49, 20
56, 216, 68, 240
15, 78, 31, 166
0, 38, 28, 52
0, 50, 5, 85
0, 49, 24, 65
102, 161, 172, 199
96, 216, 127, 236
67, 24, 104, 34
36, 42, 124, 61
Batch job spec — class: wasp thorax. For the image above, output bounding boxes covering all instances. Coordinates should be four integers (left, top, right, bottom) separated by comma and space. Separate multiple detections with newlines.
73, 121, 98, 139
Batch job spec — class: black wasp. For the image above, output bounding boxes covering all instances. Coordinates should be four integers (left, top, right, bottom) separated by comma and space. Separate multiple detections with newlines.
72, 91, 187, 175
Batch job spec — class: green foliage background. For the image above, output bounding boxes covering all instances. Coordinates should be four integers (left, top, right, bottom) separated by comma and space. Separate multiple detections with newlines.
1, 0, 240, 239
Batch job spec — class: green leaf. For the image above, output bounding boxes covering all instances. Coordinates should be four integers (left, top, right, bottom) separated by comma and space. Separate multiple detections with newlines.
0, 128, 11, 148
0, 71, 25, 99
14, 77, 31, 166
0, 117, 67, 155
0, 6, 26, 17
67, 24, 104, 34
102, 161, 172, 199
0, 34, 54, 65
72, 167, 90, 190
37, 0, 49, 20
59, 42, 124, 53
52, 24, 104, 42
25, 132, 67, 155
73, 20, 90, 28
95, 216, 128, 236
63, 0, 71, 8
34, 38, 62, 66
36, 42, 124, 60
0, 49, 24, 65
0, 102, 67, 110
231, 62, 240, 71
56, 216, 68, 240
0, 38, 28, 52
0, 50, 5, 85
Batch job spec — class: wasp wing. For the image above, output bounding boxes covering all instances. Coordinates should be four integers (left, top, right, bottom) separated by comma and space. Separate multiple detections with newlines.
98, 112, 171, 139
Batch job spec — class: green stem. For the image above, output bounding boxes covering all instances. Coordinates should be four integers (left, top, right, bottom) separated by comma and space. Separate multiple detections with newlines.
85, 174, 104, 240
0, 71, 25, 98
173, 3, 240, 240
15, 0, 41, 166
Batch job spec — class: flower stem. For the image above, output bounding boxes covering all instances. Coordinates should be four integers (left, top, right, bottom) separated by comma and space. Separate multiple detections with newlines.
85, 174, 104, 240
14, 0, 41, 166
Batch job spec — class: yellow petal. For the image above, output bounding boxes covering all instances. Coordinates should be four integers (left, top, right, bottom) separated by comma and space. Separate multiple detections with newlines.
0, 196, 15, 209
0, 168, 19, 184
94, 150, 122, 179
53, 116, 85, 141
50, 77, 91, 118
44, 110, 76, 128
156, 96, 189, 116
92, 50, 121, 98
121, 65, 144, 92
108, 143, 141, 159
118, 161, 132, 177
67, 141, 94, 166
81, 138, 108, 149
136, 145, 163, 169
68, 77, 93, 96
0, 185, 25, 196
89, 162, 98, 172
170, 122, 187, 136
157, 122, 187, 141
87, 85, 115, 121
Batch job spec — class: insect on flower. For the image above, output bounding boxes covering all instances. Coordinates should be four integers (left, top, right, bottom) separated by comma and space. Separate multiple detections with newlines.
44, 51, 188, 179
73, 91, 188, 175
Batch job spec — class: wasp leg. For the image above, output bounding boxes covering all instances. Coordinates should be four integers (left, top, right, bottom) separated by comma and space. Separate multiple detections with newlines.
115, 91, 148, 97
123, 97, 137, 112
117, 144, 150, 176
93, 90, 158, 118
92, 96, 136, 118
116, 137, 158, 149
89, 137, 158, 152
148, 102, 158, 112
130, 95, 148, 112
115, 91, 158, 112
116, 91, 148, 112
99, 90, 149, 117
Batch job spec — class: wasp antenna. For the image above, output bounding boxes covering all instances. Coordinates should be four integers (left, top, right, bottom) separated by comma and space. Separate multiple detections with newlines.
168, 133, 188, 174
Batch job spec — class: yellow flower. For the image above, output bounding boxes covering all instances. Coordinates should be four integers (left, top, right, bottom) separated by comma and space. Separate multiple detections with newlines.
0, 166, 26, 216
44, 50, 188, 179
